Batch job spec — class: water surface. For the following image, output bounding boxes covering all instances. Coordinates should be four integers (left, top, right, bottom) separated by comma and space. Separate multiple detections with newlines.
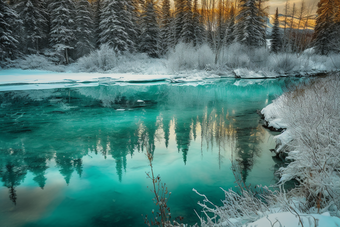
0, 78, 300, 227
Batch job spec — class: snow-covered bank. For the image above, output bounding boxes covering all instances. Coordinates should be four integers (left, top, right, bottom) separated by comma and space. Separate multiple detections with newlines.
191, 74, 340, 227
2, 43, 340, 83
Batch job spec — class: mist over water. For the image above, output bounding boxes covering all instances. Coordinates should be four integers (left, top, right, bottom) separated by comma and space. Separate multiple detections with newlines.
0, 78, 303, 227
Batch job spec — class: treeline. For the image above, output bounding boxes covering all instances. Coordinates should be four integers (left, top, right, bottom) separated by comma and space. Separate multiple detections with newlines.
0, 0, 338, 65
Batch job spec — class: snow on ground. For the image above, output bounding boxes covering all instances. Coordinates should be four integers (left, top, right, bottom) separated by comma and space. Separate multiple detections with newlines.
245, 212, 340, 227
0, 69, 172, 84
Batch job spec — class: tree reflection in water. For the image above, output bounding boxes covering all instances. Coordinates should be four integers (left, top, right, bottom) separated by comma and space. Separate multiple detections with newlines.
0, 78, 301, 205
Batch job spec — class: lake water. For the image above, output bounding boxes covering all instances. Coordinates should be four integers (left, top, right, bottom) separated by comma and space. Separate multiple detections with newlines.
0, 78, 301, 227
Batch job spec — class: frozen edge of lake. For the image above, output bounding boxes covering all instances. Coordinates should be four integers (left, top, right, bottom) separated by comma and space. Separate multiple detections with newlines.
0, 68, 336, 87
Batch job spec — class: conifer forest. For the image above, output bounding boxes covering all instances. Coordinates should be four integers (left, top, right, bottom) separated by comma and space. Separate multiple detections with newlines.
0, 0, 340, 227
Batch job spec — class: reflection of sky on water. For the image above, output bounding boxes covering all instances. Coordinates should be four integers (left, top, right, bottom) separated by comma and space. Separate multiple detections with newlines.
0, 79, 303, 226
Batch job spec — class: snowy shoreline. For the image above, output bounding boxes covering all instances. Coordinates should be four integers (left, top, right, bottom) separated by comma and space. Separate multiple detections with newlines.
0, 68, 335, 91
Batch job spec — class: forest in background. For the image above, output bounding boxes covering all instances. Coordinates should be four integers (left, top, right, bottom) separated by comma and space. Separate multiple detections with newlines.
0, 0, 339, 71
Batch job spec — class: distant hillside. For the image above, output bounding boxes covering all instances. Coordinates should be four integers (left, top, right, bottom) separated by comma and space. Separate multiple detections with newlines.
267, 13, 316, 30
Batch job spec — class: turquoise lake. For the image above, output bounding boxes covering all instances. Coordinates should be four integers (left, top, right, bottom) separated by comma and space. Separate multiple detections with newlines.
0, 78, 301, 227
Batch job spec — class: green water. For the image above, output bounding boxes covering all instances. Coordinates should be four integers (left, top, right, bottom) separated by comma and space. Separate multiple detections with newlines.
0, 78, 300, 227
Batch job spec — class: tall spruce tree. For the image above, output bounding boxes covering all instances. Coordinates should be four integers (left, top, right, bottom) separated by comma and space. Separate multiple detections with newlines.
225, 5, 235, 45
93, 0, 102, 48
160, 0, 171, 54
122, 0, 138, 52
49, 0, 77, 64
313, 0, 337, 55
235, 0, 266, 47
99, 0, 135, 53
0, 0, 19, 60
192, 0, 205, 46
139, 0, 159, 57
271, 8, 282, 53
75, 0, 94, 58
15, 0, 47, 54
174, 0, 185, 44
181, 0, 195, 43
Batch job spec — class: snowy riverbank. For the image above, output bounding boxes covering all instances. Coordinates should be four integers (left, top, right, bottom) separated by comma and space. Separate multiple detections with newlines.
190, 74, 340, 227
2, 43, 340, 87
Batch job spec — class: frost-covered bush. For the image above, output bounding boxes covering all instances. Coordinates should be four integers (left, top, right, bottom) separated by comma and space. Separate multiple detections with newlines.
263, 75, 340, 210
11, 54, 51, 69
269, 54, 301, 73
167, 43, 214, 72
77, 44, 118, 72
218, 43, 251, 69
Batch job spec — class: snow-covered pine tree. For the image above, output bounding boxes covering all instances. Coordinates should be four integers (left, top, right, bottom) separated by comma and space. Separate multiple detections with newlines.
122, 0, 138, 52
49, 0, 77, 64
99, 0, 135, 53
139, 0, 159, 57
225, 5, 235, 46
257, 0, 268, 47
0, 0, 19, 61
15, 0, 47, 54
235, 0, 266, 47
332, 4, 340, 52
75, 0, 94, 58
93, 0, 102, 48
192, 0, 205, 46
181, 0, 195, 43
159, 0, 171, 54
216, 0, 226, 49
174, 0, 185, 44
313, 0, 337, 55
271, 8, 282, 53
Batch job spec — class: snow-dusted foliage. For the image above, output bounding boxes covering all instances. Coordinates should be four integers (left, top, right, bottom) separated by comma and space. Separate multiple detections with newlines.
192, 0, 204, 47
49, 0, 77, 64
159, 0, 172, 55
235, 0, 266, 47
263, 75, 340, 210
270, 8, 282, 53
167, 43, 214, 72
139, 0, 159, 58
181, 0, 194, 44
99, 0, 135, 53
0, 0, 19, 61
77, 44, 118, 71
9, 54, 65, 71
14, 0, 47, 54
76, 44, 167, 74
313, 0, 339, 55
75, 0, 94, 58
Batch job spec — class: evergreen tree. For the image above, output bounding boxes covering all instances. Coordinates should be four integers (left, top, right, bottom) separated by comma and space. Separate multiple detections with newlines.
49, 0, 77, 64
15, 0, 47, 53
92, 0, 102, 48
235, 0, 266, 47
225, 5, 235, 45
0, 0, 19, 61
174, 0, 185, 44
332, 4, 340, 52
122, 0, 138, 52
159, 0, 171, 54
181, 0, 195, 43
313, 0, 337, 55
139, 0, 159, 57
99, 0, 135, 53
192, 0, 205, 46
216, 0, 226, 49
271, 8, 282, 53
75, 0, 94, 58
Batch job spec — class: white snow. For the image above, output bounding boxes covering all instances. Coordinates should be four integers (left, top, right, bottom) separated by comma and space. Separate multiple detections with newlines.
246, 212, 340, 227
0, 69, 173, 91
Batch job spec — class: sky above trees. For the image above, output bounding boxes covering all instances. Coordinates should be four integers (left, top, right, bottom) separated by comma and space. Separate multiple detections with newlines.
270, 0, 318, 14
